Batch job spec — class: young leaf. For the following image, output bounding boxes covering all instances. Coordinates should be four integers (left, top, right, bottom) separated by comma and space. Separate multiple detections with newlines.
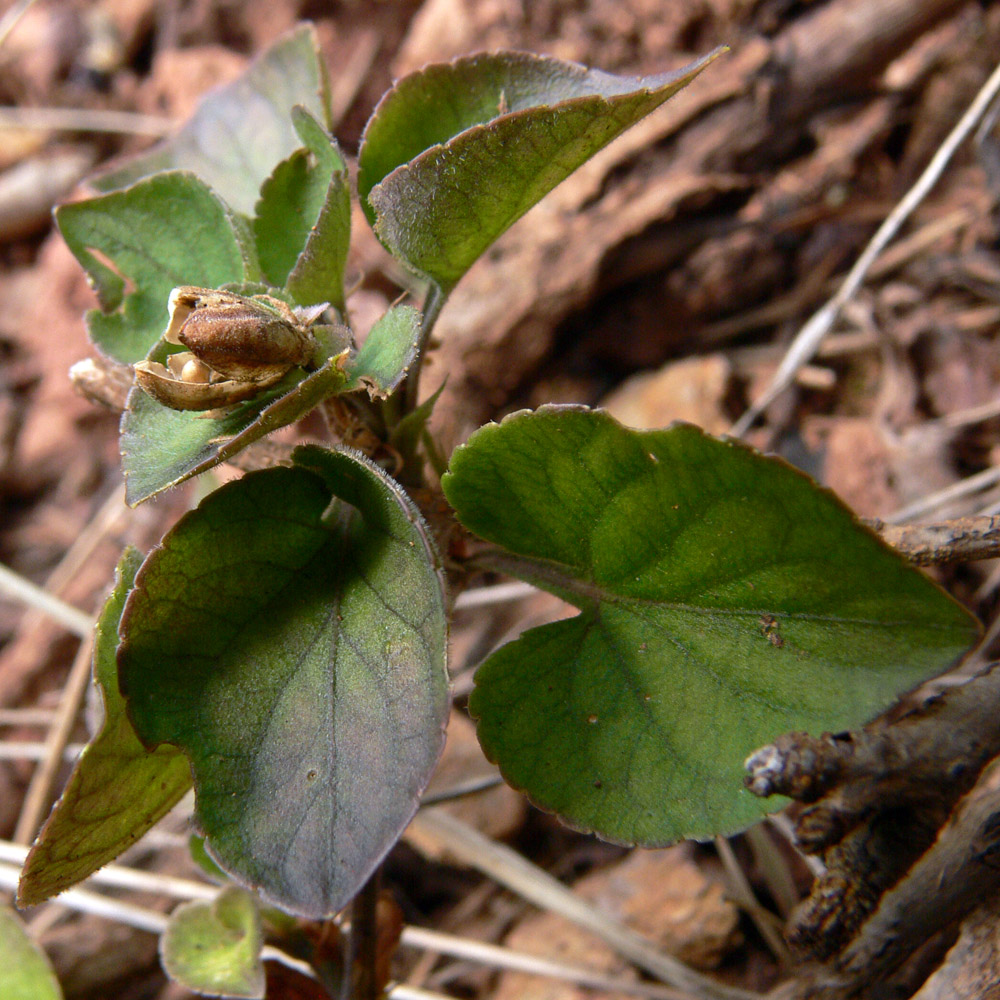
91, 24, 331, 217
389, 381, 447, 479
56, 172, 257, 363
344, 304, 421, 397
283, 108, 351, 313
0, 906, 63, 1000
121, 337, 350, 506
442, 407, 980, 844
254, 107, 350, 312
118, 452, 449, 917
18, 548, 191, 908
160, 887, 265, 1000
358, 49, 722, 292
253, 148, 318, 287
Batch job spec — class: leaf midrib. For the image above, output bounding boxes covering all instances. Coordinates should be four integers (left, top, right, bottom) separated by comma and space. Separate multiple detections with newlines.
489, 549, 964, 630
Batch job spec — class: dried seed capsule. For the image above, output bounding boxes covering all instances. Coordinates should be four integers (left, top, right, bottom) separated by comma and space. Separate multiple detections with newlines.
165, 286, 320, 385
134, 287, 328, 412
133, 357, 263, 411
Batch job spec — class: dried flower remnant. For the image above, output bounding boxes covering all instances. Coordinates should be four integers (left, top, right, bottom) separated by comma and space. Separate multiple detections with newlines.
134, 287, 327, 411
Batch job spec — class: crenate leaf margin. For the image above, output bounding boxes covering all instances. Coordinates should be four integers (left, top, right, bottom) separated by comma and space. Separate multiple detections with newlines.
90, 24, 331, 217
118, 450, 449, 917
442, 406, 980, 844
56, 171, 258, 364
358, 48, 723, 291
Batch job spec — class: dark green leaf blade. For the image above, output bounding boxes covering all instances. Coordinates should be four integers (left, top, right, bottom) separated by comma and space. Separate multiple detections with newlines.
56, 172, 256, 363
121, 346, 349, 506
357, 49, 721, 291
18, 548, 191, 906
344, 305, 421, 397
118, 454, 449, 917
441, 407, 980, 843
91, 25, 330, 217
160, 887, 265, 1000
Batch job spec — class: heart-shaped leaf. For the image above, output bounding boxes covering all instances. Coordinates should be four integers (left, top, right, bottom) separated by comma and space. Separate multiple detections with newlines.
56, 172, 257, 363
344, 305, 421, 397
0, 906, 63, 1000
358, 49, 722, 292
18, 549, 191, 907
442, 407, 979, 843
160, 887, 264, 999
91, 24, 331, 217
118, 449, 449, 916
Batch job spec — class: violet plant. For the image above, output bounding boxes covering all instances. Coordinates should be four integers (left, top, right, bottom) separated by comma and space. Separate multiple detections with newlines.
13, 25, 978, 997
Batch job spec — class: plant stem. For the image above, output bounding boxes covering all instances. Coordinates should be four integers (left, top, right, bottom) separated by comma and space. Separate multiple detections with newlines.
403, 283, 446, 416
342, 867, 381, 1000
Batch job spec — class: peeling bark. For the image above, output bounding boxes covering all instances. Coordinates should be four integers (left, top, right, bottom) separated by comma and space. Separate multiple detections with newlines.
747, 663, 1000, 996
424, 0, 974, 443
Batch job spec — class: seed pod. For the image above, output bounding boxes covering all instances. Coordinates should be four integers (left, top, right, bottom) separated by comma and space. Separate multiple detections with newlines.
134, 287, 328, 412
165, 287, 320, 384
134, 355, 264, 411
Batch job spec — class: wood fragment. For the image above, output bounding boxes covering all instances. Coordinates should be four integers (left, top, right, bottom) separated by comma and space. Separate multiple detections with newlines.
732, 26, 1000, 434
910, 899, 1000, 1000
812, 759, 1000, 997
746, 662, 1000, 990
866, 515, 1000, 564
423, 0, 974, 444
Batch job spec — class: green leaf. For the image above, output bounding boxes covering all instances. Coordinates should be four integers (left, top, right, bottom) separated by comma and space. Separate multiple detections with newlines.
283, 108, 351, 313
441, 407, 980, 844
121, 344, 350, 506
160, 887, 264, 999
56, 172, 257, 363
358, 49, 722, 292
0, 906, 63, 1000
254, 108, 350, 312
118, 451, 449, 916
91, 25, 331, 217
344, 305, 421, 397
253, 149, 316, 286
18, 549, 191, 908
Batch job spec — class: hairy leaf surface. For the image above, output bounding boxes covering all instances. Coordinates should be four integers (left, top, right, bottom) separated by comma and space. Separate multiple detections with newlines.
358, 49, 721, 291
254, 107, 350, 312
0, 906, 63, 1000
121, 346, 349, 506
282, 107, 351, 312
56, 172, 256, 363
161, 888, 265, 999
442, 407, 979, 843
118, 452, 448, 916
344, 305, 421, 397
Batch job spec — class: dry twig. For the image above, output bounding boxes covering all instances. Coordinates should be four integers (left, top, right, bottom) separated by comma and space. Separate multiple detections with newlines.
731, 54, 1000, 436
408, 808, 762, 1000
